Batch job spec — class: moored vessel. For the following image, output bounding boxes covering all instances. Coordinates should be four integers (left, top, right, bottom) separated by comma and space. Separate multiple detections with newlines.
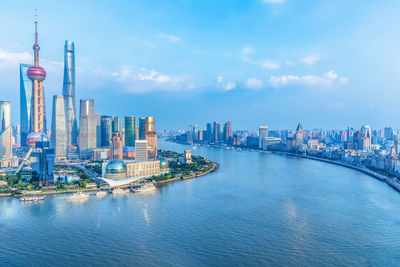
20, 196, 45, 202
96, 191, 107, 198
66, 192, 89, 201
132, 183, 157, 193
112, 188, 130, 195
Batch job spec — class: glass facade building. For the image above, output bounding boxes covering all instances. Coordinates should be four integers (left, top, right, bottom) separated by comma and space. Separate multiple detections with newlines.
0, 101, 12, 158
124, 116, 136, 147
101, 116, 112, 147
20, 64, 32, 147
62, 41, 79, 148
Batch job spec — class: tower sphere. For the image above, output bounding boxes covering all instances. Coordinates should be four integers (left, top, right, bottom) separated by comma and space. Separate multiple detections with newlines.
27, 65, 46, 81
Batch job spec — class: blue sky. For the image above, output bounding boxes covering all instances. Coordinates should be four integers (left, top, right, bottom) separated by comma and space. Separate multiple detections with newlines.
1, 0, 400, 131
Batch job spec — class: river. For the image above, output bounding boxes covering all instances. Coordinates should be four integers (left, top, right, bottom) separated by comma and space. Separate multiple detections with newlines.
1, 139, 400, 266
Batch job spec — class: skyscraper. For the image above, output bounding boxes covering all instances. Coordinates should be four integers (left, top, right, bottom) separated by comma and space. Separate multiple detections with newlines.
295, 123, 303, 147
27, 12, 47, 134
79, 99, 96, 158
259, 126, 268, 149
125, 116, 136, 147
223, 121, 233, 143
206, 123, 212, 143
212, 121, 220, 143
20, 63, 32, 147
95, 113, 101, 148
146, 131, 158, 159
0, 101, 12, 158
51, 96, 67, 159
139, 117, 155, 140
101, 116, 112, 147
110, 132, 123, 159
112, 116, 122, 133
62, 41, 78, 149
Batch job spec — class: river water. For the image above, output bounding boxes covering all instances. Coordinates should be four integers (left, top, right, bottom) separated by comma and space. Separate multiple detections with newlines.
1, 139, 400, 266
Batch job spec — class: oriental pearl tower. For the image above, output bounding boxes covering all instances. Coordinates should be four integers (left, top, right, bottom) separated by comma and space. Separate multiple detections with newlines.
26, 10, 49, 148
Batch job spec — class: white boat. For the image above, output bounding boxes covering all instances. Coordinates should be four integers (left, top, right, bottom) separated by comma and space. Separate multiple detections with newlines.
96, 191, 107, 198
20, 196, 44, 202
132, 183, 157, 193
66, 192, 89, 201
112, 188, 130, 195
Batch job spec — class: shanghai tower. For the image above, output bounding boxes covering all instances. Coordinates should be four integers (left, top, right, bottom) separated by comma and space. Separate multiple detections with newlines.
62, 41, 78, 149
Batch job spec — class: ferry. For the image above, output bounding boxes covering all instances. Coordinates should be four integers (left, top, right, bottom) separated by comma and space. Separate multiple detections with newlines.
66, 192, 89, 201
96, 191, 107, 198
20, 196, 45, 202
112, 188, 130, 195
132, 183, 157, 193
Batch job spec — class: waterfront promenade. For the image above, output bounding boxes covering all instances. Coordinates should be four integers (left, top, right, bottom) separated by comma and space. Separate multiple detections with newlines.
277, 152, 400, 192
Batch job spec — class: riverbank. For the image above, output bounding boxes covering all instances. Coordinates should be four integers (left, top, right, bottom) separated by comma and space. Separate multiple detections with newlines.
276, 152, 400, 192
1, 161, 220, 198
156, 162, 219, 185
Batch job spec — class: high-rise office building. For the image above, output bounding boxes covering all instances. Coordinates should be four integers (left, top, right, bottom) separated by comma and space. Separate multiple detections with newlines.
101, 116, 112, 147
125, 116, 136, 147
95, 113, 101, 148
192, 125, 198, 142
206, 123, 212, 143
110, 132, 123, 159
212, 121, 220, 143
223, 121, 233, 143
62, 41, 78, 149
0, 101, 12, 158
79, 99, 96, 158
27, 13, 47, 133
146, 131, 158, 159
20, 63, 32, 147
139, 117, 155, 140
295, 123, 303, 147
259, 126, 268, 149
139, 117, 146, 140
135, 140, 148, 160
51, 96, 67, 159
384, 127, 393, 140
112, 116, 122, 133
187, 125, 193, 144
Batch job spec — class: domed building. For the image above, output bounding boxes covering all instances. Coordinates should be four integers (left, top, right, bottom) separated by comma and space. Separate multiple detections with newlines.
105, 159, 127, 179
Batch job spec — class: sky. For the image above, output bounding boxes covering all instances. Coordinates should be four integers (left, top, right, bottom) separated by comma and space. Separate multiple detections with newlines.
0, 0, 400, 131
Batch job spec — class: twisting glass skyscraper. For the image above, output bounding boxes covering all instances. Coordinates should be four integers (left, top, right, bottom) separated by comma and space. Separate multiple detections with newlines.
62, 41, 78, 149
20, 63, 32, 147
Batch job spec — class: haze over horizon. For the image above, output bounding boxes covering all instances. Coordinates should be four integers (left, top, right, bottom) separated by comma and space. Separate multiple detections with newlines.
1, 0, 400, 130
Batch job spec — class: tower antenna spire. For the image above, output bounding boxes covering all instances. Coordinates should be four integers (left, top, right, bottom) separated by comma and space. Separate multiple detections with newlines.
34, 8, 38, 45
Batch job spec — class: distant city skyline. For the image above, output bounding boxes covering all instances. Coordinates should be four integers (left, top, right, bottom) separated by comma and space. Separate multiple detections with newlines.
1, 1, 400, 130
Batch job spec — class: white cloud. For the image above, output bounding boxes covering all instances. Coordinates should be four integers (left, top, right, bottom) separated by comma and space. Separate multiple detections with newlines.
225, 82, 236, 91
158, 33, 181, 42
261, 61, 280, 70
0, 48, 32, 69
242, 46, 253, 55
245, 78, 264, 89
263, 0, 284, 4
302, 54, 321, 65
269, 71, 348, 87
112, 65, 190, 93
216, 76, 236, 91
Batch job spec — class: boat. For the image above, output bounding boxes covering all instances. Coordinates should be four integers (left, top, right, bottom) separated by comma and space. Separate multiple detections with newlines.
96, 191, 107, 198
112, 188, 130, 195
66, 192, 89, 201
132, 183, 157, 193
20, 196, 45, 202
